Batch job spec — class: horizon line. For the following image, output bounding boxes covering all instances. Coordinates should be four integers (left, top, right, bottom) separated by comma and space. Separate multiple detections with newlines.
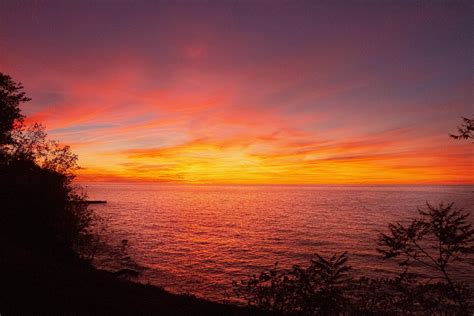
74, 181, 474, 186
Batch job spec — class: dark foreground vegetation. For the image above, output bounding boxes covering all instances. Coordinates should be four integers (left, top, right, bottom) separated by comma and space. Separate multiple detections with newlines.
232, 203, 474, 315
1, 73, 473, 315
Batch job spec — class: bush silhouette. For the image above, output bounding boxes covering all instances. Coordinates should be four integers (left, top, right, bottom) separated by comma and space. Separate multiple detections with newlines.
233, 252, 351, 314
233, 204, 473, 314
377, 202, 473, 313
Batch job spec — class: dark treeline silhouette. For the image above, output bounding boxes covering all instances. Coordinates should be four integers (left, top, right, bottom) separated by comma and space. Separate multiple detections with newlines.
0, 73, 97, 262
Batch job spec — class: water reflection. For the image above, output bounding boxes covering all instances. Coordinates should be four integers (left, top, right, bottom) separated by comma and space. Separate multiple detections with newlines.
86, 184, 474, 301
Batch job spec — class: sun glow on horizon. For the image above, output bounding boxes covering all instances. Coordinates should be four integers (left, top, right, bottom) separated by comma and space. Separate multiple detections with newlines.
73, 131, 473, 184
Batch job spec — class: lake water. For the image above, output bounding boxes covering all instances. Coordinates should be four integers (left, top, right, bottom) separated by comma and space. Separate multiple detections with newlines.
85, 183, 474, 301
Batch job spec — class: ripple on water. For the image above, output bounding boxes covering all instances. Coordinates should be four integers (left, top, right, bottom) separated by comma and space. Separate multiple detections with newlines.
87, 184, 474, 301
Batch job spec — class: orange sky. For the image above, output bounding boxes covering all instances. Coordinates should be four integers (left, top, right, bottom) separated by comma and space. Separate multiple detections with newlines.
1, 1, 472, 184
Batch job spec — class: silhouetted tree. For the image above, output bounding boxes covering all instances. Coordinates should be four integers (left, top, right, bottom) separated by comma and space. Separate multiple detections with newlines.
0, 73, 29, 145
233, 203, 473, 314
0, 72, 98, 261
7, 123, 79, 177
377, 202, 474, 313
450, 117, 473, 141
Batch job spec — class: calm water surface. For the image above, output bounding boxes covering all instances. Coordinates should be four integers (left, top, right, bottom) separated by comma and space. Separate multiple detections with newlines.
85, 184, 474, 301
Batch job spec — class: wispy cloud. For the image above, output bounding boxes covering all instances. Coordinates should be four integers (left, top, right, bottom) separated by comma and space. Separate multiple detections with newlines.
1, 1, 472, 183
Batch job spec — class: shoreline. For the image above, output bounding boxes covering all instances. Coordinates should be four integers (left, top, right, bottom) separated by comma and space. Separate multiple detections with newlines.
1, 242, 265, 315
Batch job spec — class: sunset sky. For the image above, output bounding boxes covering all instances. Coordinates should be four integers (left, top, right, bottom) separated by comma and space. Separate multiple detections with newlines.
0, 1, 472, 184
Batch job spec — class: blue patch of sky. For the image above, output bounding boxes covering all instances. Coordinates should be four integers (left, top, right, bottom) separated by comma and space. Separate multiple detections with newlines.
23, 91, 66, 115
50, 123, 116, 134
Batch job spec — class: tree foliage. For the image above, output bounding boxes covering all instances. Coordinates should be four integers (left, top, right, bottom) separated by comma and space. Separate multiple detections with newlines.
377, 202, 474, 313
233, 252, 351, 314
0, 73, 29, 145
0, 72, 98, 261
450, 117, 473, 141
233, 204, 473, 315
6, 123, 79, 177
